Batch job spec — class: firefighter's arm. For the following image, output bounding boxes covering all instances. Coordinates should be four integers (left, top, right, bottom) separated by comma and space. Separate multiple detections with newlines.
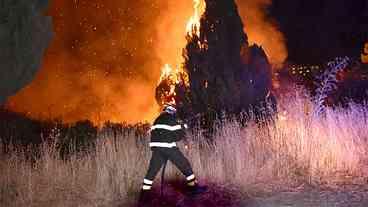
173, 119, 188, 142
179, 122, 191, 150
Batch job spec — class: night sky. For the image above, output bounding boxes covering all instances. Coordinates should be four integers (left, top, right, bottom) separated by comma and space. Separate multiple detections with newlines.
269, 0, 368, 64
5, 0, 368, 125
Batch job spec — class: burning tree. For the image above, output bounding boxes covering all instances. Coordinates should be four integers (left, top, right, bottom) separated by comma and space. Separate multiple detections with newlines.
156, 0, 276, 126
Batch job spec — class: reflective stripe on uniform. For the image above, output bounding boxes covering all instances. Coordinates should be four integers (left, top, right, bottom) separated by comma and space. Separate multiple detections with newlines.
186, 174, 195, 181
149, 142, 177, 148
142, 185, 152, 190
150, 124, 182, 131
143, 179, 153, 185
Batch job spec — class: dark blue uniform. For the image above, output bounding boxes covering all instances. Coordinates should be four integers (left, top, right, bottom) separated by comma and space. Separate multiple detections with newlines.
150, 112, 186, 144
142, 112, 196, 190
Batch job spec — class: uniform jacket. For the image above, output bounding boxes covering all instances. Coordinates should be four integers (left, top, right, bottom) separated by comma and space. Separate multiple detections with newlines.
150, 112, 187, 147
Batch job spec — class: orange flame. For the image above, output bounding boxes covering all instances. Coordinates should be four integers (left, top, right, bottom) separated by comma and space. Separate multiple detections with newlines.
362, 42, 368, 63
158, 0, 206, 105
159, 64, 179, 84
186, 0, 206, 37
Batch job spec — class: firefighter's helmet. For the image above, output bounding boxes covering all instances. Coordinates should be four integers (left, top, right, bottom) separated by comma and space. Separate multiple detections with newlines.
163, 103, 177, 114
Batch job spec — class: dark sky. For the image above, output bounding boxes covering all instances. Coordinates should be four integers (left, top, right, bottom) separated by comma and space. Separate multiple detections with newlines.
268, 0, 368, 64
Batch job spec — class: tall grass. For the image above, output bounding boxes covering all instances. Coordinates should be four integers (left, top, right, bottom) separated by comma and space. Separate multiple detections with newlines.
1, 93, 368, 206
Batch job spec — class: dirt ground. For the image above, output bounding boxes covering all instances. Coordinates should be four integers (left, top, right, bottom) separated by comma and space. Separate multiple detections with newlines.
241, 184, 368, 207
119, 181, 368, 207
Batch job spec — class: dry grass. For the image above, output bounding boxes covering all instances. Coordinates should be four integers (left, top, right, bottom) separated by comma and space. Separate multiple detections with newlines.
1, 93, 368, 206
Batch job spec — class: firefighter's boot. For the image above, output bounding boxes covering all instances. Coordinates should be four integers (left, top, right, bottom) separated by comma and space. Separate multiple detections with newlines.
138, 190, 153, 206
186, 183, 208, 196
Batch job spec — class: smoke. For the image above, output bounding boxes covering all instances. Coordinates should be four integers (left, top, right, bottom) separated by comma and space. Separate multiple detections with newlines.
154, 1, 193, 68
6, 0, 287, 125
236, 0, 287, 66
5, 0, 195, 125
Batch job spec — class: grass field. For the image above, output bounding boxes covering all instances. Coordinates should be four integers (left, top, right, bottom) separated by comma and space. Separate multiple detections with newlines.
1, 92, 368, 207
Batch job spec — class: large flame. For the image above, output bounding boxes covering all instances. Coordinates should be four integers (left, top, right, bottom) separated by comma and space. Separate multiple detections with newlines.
186, 0, 206, 37
158, 64, 179, 104
362, 42, 368, 63
158, 0, 206, 105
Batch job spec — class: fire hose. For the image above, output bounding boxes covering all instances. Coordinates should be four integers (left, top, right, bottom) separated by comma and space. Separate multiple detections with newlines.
160, 159, 167, 198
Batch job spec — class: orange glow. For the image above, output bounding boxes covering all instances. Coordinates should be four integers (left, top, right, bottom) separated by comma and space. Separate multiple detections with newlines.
5, 0, 287, 126
362, 42, 368, 63
158, 0, 205, 106
236, 0, 288, 67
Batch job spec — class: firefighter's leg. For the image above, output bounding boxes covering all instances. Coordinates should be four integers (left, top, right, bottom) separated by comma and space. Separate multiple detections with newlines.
142, 149, 167, 191
164, 147, 208, 195
164, 148, 198, 186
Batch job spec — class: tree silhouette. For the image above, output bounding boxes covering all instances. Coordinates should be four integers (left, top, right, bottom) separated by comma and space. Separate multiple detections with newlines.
0, 0, 52, 104
157, 0, 277, 129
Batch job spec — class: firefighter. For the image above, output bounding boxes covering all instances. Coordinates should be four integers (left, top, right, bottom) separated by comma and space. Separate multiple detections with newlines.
139, 103, 207, 203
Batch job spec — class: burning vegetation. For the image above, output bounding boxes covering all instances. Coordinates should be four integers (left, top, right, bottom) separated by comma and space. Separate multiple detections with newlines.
155, 0, 204, 106
156, 0, 276, 125
4, 0, 286, 126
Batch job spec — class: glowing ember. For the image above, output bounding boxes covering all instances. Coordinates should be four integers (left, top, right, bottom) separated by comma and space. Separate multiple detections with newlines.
158, 0, 206, 105
159, 64, 178, 104
362, 42, 368, 63
159, 64, 179, 84
158, 64, 189, 105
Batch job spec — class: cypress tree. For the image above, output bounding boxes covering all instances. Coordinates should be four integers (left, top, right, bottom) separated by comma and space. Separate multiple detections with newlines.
158, 0, 277, 127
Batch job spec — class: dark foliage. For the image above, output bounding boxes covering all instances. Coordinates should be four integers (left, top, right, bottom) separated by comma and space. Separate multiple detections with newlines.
0, 0, 52, 103
0, 108, 48, 157
0, 108, 149, 159
56, 120, 98, 159
277, 60, 368, 111
322, 62, 368, 108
